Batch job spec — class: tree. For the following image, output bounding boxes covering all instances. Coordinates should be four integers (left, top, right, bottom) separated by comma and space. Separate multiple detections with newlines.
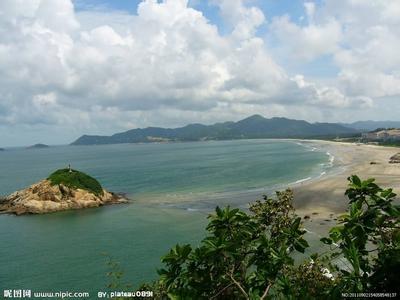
320, 175, 400, 294
137, 176, 400, 299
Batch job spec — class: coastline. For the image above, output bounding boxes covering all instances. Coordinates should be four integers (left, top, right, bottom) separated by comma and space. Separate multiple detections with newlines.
132, 139, 343, 210
291, 140, 400, 236
126, 139, 400, 251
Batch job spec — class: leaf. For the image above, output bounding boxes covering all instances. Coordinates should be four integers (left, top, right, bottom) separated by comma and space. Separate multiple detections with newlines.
215, 206, 222, 217
294, 238, 309, 253
351, 175, 362, 187
291, 217, 301, 231
329, 226, 343, 242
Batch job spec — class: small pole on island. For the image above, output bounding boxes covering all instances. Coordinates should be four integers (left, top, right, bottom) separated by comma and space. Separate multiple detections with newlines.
68, 164, 72, 173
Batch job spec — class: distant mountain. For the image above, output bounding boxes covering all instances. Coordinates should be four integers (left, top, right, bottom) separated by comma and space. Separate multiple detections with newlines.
344, 121, 400, 131
27, 143, 50, 149
0, 148, 4, 151
71, 115, 358, 146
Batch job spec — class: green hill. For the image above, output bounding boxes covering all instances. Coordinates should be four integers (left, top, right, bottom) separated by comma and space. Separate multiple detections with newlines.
47, 169, 104, 196
71, 115, 359, 145
27, 143, 50, 149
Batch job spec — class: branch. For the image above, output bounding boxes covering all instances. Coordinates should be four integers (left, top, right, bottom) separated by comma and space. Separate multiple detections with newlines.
260, 283, 272, 300
229, 267, 249, 300
210, 283, 234, 300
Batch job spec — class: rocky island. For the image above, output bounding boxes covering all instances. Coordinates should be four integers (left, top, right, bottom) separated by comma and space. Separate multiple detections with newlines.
0, 168, 128, 215
27, 143, 50, 149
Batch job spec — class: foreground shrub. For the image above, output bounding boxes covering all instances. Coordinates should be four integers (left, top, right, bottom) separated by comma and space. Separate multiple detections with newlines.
135, 176, 400, 299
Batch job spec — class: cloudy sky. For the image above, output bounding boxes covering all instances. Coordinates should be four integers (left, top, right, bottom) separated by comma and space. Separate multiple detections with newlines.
1, 0, 399, 146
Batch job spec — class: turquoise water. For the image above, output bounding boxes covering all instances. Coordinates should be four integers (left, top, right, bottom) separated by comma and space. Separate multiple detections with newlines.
0, 140, 328, 294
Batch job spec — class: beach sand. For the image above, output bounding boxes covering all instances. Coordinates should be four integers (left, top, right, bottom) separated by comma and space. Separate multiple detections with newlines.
135, 140, 400, 238
293, 141, 400, 236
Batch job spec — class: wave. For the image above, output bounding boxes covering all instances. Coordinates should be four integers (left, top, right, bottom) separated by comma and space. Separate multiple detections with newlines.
186, 208, 199, 212
326, 151, 335, 166
292, 177, 312, 185
295, 141, 319, 153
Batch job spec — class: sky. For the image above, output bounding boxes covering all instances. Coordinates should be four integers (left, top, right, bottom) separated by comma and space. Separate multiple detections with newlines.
0, 0, 399, 146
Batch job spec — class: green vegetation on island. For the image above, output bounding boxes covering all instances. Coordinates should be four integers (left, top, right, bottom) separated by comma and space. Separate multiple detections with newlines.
47, 168, 104, 196
109, 176, 400, 298
71, 115, 359, 145
28, 143, 50, 148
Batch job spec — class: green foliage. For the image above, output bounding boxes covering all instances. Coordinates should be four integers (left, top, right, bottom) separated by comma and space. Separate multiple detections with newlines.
138, 176, 399, 299
378, 140, 400, 147
277, 257, 337, 299
321, 175, 400, 293
47, 168, 104, 196
144, 190, 314, 299
72, 115, 357, 145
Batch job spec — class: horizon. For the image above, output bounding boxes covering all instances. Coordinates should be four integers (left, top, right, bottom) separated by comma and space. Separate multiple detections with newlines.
0, 114, 400, 149
1, 0, 400, 146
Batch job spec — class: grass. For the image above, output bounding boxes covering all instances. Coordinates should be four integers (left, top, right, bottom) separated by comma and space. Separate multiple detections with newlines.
47, 169, 104, 196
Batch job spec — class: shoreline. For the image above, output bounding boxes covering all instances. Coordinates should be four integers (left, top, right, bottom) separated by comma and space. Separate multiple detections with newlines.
134, 139, 400, 237
133, 140, 343, 210
292, 140, 400, 235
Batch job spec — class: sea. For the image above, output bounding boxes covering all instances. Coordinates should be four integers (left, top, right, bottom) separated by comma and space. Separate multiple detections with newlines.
0, 139, 332, 294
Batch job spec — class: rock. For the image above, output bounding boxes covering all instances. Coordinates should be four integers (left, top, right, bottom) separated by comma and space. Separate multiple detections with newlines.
389, 153, 400, 164
0, 179, 129, 215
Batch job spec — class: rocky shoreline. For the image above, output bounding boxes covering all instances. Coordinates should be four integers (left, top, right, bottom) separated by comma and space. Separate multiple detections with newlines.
0, 179, 129, 215
389, 153, 400, 164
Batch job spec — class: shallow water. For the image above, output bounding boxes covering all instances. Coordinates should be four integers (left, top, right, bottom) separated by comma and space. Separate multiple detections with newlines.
0, 139, 329, 293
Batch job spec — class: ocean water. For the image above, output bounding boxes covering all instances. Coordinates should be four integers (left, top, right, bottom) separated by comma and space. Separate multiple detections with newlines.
0, 140, 329, 294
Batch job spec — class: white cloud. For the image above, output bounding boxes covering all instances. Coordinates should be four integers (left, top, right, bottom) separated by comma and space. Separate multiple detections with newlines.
270, 9, 342, 61
270, 0, 400, 102
212, 0, 265, 40
304, 2, 315, 22
0, 0, 397, 145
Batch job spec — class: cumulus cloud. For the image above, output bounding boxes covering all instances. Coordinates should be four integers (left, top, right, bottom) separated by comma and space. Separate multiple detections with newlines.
212, 0, 265, 40
0, 0, 397, 145
270, 7, 342, 61
270, 0, 400, 102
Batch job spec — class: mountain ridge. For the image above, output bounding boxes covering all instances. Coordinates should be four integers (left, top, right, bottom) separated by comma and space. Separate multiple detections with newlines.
71, 115, 359, 146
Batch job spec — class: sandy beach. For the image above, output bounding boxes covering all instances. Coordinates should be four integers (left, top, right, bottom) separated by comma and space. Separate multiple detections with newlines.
293, 141, 400, 236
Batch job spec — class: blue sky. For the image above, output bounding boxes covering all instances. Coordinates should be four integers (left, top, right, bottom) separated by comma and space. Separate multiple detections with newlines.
0, 0, 399, 146
72, 0, 315, 31
73, 0, 318, 21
